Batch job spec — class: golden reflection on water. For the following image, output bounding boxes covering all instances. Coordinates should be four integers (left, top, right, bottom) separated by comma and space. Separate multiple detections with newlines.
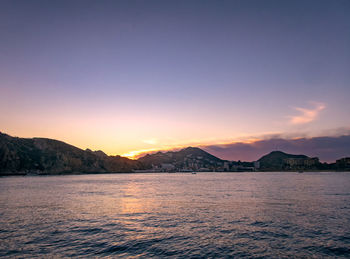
66, 177, 156, 218
119, 181, 147, 215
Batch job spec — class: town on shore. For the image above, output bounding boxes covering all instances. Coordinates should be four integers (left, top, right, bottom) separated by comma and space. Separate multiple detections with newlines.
1, 132, 349, 176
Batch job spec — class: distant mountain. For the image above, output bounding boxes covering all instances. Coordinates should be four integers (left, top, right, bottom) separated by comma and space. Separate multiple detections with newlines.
0, 132, 142, 175
137, 147, 225, 170
258, 151, 309, 170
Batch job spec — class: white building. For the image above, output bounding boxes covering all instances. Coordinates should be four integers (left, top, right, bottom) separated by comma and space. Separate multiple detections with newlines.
161, 163, 175, 171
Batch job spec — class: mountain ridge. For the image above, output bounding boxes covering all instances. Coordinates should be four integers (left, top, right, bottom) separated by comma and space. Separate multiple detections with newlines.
0, 132, 142, 175
1, 132, 349, 175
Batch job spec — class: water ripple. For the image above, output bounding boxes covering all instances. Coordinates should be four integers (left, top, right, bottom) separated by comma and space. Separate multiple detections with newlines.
0, 172, 350, 258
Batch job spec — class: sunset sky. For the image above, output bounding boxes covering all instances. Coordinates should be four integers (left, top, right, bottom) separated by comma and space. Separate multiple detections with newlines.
1, 0, 349, 160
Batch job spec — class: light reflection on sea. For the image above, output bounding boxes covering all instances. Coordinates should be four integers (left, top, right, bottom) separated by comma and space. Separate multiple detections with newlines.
0, 172, 349, 258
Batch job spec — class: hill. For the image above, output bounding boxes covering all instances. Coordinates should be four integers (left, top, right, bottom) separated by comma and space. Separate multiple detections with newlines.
0, 132, 142, 175
138, 147, 225, 171
258, 151, 310, 170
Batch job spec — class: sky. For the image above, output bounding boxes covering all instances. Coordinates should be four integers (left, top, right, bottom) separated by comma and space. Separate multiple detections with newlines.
0, 0, 349, 161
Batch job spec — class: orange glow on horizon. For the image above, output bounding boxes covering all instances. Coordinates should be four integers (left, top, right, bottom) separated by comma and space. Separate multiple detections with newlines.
121, 136, 266, 159
122, 148, 159, 159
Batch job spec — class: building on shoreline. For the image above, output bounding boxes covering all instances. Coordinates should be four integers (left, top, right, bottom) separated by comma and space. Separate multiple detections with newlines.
284, 157, 320, 170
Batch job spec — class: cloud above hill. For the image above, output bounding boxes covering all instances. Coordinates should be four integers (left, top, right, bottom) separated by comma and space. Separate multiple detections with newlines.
201, 134, 350, 163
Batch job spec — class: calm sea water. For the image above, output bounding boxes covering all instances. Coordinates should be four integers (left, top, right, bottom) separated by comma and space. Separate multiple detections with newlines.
0, 172, 350, 258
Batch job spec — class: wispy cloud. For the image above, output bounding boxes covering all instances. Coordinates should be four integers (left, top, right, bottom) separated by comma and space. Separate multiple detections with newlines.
142, 138, 158, 145
289, 102, 325, 125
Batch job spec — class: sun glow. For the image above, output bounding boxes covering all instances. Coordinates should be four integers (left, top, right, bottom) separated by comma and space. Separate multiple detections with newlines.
122, 148, 159, 159
121, 135, 268, 159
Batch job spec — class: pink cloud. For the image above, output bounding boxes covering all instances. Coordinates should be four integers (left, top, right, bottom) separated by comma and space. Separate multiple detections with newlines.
289, 102, 325, 125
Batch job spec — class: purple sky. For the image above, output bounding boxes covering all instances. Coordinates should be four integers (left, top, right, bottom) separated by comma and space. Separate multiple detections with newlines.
0, 0, 349, 159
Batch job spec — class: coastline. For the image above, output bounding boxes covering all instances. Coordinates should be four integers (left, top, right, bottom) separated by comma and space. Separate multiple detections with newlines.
1, 170, 349, 177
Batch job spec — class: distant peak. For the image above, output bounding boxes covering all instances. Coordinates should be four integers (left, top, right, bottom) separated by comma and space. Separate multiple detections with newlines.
258, 150, 308, 162
182, 146, 201, 151
269, 151, 287, 155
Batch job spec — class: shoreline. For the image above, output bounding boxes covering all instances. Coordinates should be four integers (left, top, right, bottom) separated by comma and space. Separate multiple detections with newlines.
1, 170, 349, 177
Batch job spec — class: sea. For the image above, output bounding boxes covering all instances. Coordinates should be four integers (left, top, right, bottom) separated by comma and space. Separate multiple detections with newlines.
0, 172, 349, 258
